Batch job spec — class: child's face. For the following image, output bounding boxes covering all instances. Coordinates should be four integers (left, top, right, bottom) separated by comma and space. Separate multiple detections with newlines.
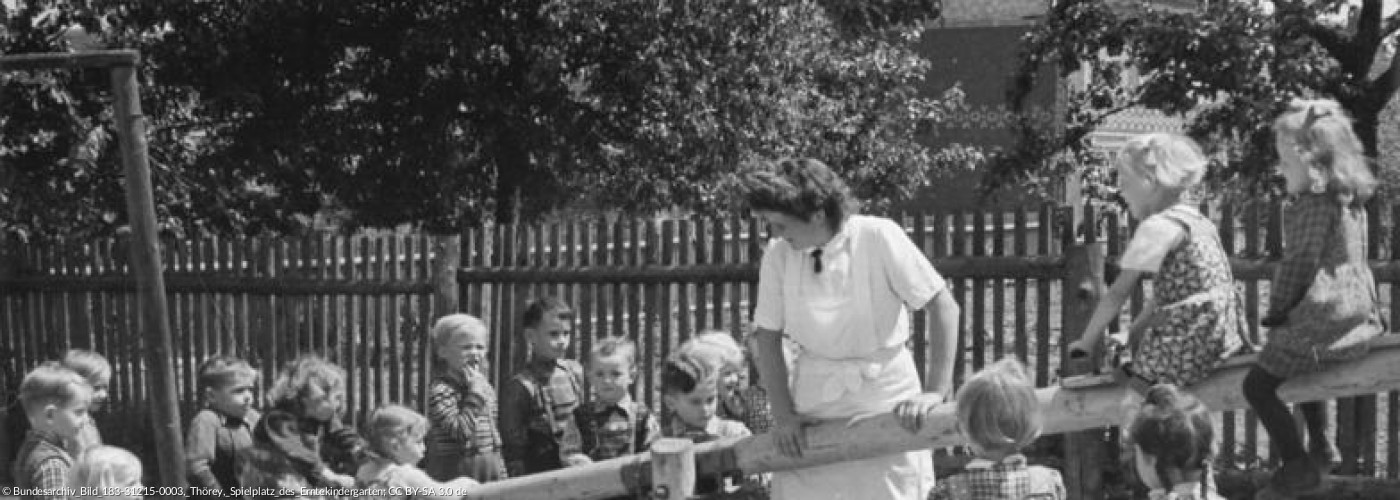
755, 210, 828, 251
1116, 165, 1160, 219
719, 366, 742, 397
587, 354, 634, 404
664, 381, 718, 429
388, 433, 426, 466
438, 327, 489, 372
87, 376, 110, 411
524, 314, 572, 361
46, 390, 92, 439
208, 376, 257, 419
302, 385, 343, 421
1275, 133, 1315, 193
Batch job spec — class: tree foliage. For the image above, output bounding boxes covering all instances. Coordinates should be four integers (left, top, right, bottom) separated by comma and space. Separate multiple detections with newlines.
0, 0, 964, 241
989, 0, 1400, 199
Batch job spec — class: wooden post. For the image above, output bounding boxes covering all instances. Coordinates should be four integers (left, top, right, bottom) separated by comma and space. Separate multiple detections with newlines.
1059, 204, 1107, 500
432, 235, 461, 315
110, 57, 185, 487
428, 234, 461, 411
650, 438, 695, 500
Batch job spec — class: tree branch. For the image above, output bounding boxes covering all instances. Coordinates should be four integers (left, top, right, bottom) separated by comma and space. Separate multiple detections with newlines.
1275, 1, 1356, 71
1356, 0, 1382, 48
1383, 11, 1400, 39
1371, 38, 1400, 102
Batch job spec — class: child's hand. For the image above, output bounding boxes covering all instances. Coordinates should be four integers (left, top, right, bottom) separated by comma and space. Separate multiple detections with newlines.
564, 453, 593, 467
322, 471, 355, 488
893, 393, 944, 434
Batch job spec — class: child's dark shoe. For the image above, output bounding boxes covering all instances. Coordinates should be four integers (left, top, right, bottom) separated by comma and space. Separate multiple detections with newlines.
1270, 458, 1324, 494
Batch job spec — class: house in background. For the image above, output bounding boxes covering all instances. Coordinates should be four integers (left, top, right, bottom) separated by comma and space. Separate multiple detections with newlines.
903, 0, 1188, 212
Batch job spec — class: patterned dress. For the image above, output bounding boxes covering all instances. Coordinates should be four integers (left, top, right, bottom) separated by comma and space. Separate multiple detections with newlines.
1132, 205, 1249, 387
1257, 194, 1386, 377
928, 454, 1065, 500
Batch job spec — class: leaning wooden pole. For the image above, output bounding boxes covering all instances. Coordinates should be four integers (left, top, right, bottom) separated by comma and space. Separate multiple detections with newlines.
464, 336, 1400, 500
110, 52, 186, 488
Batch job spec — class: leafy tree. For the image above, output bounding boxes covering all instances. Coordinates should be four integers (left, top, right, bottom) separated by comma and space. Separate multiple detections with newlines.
1, 0, 967, 241
988, 0, 1400, 198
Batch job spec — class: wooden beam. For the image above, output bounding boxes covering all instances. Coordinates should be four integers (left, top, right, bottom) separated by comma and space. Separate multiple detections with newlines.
0, 50, 138, 70
463, 336, 1400, 500
110, 60, 185, 488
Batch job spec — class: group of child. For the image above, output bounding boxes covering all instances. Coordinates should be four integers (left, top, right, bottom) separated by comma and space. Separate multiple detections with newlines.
5, 97, 1388, 500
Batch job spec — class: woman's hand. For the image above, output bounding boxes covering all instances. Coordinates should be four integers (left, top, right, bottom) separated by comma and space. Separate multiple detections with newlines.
1067, 337, 1097, 359
893, 393, 944, 434
771, 411, 812, 458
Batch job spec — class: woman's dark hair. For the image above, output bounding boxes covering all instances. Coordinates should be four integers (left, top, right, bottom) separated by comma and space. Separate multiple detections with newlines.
730, 158, 857, 232
1130, 384, 1214, 495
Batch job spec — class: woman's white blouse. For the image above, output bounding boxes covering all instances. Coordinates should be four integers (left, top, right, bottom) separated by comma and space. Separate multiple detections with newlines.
753, 215, 946, 360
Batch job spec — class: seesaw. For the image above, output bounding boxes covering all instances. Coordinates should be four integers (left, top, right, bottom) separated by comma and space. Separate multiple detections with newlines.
463, 336, 1400, 500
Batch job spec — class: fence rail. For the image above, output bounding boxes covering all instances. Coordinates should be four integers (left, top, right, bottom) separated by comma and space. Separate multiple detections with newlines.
2, 200, 1400, 487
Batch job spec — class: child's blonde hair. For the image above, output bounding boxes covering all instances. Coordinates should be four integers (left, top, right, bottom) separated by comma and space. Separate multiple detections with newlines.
1273, 98, 1375, 203
61, 349, 112, 386
661, 345, 720, 396
690, 330, 744, 372
589, 337, 638, 367
68, 445, 142, 498
363, 404, 428, 459
19, 362, 91, 417
955, 358, 1041, 455
266, 355, 345, 411
1118, 133, 1209, 194
431, 313, 488, 351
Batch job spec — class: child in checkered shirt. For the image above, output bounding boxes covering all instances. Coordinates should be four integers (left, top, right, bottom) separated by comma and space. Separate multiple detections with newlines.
921, 358, 1064, 500
1246, 99, 1385, 499
574, 337, 657, 462
12, 362, 93, 500
1130, 384, 1222, 500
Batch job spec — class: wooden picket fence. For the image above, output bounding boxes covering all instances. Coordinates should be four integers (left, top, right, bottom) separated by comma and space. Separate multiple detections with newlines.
3, 200, 1400, 489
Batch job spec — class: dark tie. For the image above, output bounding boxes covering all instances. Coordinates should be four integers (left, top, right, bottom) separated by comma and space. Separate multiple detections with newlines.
811, 248, 823, 274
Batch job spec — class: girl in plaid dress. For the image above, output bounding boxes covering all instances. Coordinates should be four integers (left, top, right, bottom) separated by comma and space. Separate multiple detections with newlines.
1246, 99, 1385, 499
423, 314, 506, 483
915, 358, 1064, 500
1068, 133, 1248, 389
1130, 385, 1223, 500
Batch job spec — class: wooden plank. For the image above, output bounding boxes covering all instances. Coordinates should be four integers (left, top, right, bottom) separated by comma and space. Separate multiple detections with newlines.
465, 337, 1400, 500
1014, 209, 1029, 364
388, 235, 403, 406
711, 217, 725, 330
658, 219, 676, 409
641, 219, 660, 402
971, 210, 987, 371
678, 220, 693, 342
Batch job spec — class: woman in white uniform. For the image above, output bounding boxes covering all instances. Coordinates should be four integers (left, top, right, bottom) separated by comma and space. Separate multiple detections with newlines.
731, 158, 960, 500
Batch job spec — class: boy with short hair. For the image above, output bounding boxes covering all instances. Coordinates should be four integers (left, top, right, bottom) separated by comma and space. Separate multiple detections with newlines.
185, 355, 262, 499
659, 343, 754, 496
13, 362, 93, 500
574, 337, 657, 461
498, 297, 589, 476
